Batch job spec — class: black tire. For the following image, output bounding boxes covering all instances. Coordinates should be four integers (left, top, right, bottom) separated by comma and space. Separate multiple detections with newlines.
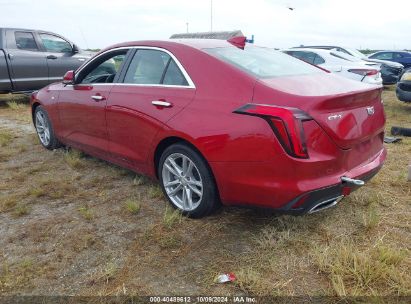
34, 105, 62, 150
158, 143, 219, 218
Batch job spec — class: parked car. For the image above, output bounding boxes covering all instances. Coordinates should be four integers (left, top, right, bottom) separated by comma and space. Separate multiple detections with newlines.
368, 51, 411, 69
30, 39, 386, 218
293, 45, 404, 84
284, 48, 383, 85
396, 68, 411, 102
0, 28, 99, 93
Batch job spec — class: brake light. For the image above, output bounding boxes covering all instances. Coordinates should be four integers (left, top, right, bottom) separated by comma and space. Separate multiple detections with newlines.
227, 36, 247, 49
234, 104, 312, 158
348, 69, 378, 76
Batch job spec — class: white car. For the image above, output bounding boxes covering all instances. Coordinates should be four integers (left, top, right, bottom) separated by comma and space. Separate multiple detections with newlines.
283, 48, 383, 85
291, 45, 404, 69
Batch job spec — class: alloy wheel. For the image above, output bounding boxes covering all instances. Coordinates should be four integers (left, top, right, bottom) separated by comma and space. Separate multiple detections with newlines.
35, 111, 51, 146
161, 153, 203, 211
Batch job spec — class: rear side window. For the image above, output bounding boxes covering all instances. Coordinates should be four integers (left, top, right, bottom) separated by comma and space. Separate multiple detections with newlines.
205, 46, 321, 78
287, 51, 325, 65
163, 60, 188, 86
15, 32, 39, 51
313, 54, 325, 64
371, 52, 393, 60
124, 49, 189, 86
40, 34, 72, 53
289, 51, 318, 65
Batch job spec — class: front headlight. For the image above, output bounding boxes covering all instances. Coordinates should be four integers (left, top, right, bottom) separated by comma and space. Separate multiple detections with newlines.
401, 71, 411, 81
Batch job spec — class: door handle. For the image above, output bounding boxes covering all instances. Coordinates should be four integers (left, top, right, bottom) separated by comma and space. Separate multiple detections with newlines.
152, 100, 172, 107
91, 95, 105, 101
46, 55, 58, 59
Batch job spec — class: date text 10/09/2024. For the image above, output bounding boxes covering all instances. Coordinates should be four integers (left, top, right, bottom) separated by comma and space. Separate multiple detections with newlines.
149, 296, 257, 303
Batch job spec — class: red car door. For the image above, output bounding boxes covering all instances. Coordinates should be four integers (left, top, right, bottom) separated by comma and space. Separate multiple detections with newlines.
57, 49, 129, 156
106, 48, 195, 171
58, 84, 111, 155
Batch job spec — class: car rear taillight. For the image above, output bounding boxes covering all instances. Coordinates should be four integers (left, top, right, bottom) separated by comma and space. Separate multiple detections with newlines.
348, 69, 378, 76
234, 104, 312, 159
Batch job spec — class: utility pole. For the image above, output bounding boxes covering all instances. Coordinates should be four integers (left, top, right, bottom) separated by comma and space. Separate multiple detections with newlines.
210, 0, 213, 32
186, 22, 189, 33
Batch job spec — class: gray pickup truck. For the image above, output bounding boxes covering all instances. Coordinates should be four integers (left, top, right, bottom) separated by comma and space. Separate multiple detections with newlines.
0, 28, 93, 93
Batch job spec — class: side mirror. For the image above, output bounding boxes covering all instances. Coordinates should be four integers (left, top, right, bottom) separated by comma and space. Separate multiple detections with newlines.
63, 70, 75, 85
72, 44, 79, 54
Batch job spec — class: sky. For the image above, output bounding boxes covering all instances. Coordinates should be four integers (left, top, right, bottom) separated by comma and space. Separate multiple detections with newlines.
1, 0, 410, 50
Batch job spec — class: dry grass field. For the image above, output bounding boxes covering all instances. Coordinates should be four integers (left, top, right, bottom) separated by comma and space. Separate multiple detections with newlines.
0, 88, 410, 297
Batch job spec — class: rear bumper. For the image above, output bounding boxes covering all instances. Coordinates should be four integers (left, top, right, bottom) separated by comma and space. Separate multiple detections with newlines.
211, 147, 386, 213
278, 164, 382, 215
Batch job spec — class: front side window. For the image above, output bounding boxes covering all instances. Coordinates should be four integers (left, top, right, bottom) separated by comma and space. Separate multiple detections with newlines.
124, 49, 189, 86
78, 50, 128, 84
40, 34, 72, 53
205, 46, 321, 78
15, 32, 39, 51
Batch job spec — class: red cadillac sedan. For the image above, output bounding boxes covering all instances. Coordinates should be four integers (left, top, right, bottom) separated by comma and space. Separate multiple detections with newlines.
30, 38, 386, 218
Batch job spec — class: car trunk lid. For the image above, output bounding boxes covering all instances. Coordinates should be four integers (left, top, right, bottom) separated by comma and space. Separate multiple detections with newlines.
253, 73, 385, 149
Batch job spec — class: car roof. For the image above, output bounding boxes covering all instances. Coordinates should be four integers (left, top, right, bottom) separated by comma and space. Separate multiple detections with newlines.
292, 45, 343, 50
0, 27, 74, 44
103, 39, 236, 53
0, 27, 38, 31
0, 27, 59, 34
284, 48, 367, 64
372, 50, 411, 53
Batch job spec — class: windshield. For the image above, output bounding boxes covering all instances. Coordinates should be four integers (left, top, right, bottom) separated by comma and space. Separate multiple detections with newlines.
204, 46, 322, 78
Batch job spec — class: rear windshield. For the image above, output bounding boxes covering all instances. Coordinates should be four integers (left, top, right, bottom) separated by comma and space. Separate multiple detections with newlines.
204, 46, 322, 78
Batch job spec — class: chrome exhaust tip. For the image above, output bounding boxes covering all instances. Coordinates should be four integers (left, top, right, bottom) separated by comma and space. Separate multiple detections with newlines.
308, 195, 345, 214
341, 176, 365, 186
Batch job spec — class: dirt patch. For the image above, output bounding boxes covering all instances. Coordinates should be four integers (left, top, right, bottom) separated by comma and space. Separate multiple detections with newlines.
0, 117, 34, 133
0, 91, 410, 296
